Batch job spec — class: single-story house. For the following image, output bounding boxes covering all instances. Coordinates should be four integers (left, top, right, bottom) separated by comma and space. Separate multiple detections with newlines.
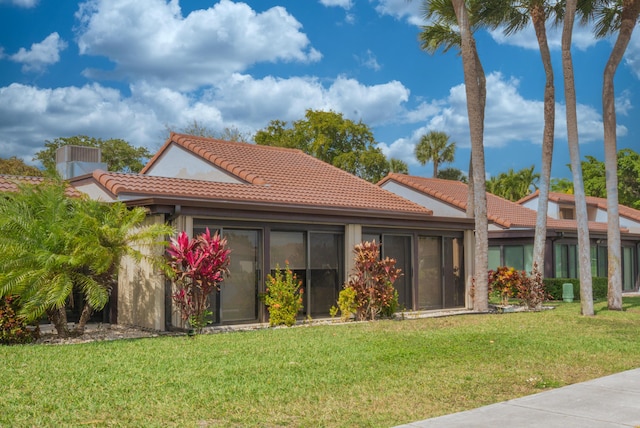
67, 134, 476, 330
379, 173, 640, 291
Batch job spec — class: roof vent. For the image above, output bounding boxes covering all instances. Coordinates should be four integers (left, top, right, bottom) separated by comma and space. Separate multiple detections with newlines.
56, 145, 107, 179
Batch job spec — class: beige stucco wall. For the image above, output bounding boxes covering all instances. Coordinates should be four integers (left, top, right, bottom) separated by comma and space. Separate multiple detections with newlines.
118, 214, 168, 331
344, 224, 362, 281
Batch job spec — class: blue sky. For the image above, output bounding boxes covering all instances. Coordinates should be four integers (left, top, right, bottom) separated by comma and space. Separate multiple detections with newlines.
1, 0, 639, 180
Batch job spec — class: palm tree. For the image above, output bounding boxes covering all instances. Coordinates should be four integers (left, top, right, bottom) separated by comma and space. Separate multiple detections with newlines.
421, 0, 489, 312
389, 158, 409, 174
563, 0, 594, 316
580, 0, 640, 310
0, 181, 173, 337
415, 131, 456, 177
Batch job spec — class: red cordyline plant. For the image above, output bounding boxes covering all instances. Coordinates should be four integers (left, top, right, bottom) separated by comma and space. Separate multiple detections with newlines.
345, 240, 401, 321
167, 228, 230, 333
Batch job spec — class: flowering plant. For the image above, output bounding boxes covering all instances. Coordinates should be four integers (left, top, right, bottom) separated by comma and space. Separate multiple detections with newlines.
167, 228, 230, 333
488, 266, 519, 306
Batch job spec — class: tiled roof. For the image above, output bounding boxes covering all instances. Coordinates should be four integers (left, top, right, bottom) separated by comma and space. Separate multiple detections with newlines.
91, 134, 432, 215
519, 190, 640, 224
378, 173, 613, 233
0, 175, 82, 198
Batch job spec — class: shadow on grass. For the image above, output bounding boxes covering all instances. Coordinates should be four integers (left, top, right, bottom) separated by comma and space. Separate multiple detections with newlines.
592, 295, 640, 315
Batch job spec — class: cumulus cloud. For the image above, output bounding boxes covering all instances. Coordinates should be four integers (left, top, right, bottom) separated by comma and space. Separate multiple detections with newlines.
9, 32, 67, 72
319, 0, 352, 9
372, 0, 425, 27
379, 72, 616, 165
0, 0, 38, 7
75, 0, 322, 90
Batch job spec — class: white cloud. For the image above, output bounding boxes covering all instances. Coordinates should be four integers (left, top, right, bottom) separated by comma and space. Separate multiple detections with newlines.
75, 0, 322, 91
625, 30, 640, 79
372, 0, 425, 27
319, 0, 353, 9
356, 49, 381, 71
9, 32, 67, 72
489, 23, 598, 51
0, 0, 38, 7
379, 72, 617, 165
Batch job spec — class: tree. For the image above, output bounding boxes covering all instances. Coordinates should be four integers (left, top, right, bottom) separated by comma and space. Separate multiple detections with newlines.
563, 0, 594, 316
0, 181, 173, 337
478, 0, 561, 283
550, 177, 574, 193
581, 155, 607, 197
414, 130, 456, 177
34, 136, 152, 174
486, 166, 540, 201
168, 119, 250, 143
421, 0, 489, 311
437, 167, 468, 182
254, 109, 391, 183
0, 157, 44, 176
583, 0, 640, 311
389, 158, 409, 174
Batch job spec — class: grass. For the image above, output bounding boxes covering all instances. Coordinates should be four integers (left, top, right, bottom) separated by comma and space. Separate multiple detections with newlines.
2, 298, 640, 427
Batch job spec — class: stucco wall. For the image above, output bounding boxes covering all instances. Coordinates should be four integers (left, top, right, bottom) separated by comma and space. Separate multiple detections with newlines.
118, 214, 167, 331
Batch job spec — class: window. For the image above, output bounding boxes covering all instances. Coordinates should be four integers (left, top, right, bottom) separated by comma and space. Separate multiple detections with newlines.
488, 247, 501, 271
555, 243, 577, 278
559, 207, 575, 220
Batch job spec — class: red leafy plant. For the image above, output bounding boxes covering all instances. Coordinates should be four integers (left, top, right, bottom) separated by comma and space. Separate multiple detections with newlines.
344, 240, 401, 321
488, 264, 549, 310
0, 295, 39, 345
167, 228, 230, 333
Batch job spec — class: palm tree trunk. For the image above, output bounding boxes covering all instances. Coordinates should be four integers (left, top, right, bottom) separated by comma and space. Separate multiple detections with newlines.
603, 0, 640, 310
47, 307, 70, 338
531, 3, 554, 277
562, 0, 594, 316
73, 302, 93, 336
452, 0, 489, 312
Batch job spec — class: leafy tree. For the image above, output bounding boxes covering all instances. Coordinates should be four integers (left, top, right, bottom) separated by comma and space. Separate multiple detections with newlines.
168, 120, 250, 143
550, 177, 574, 193
414, 130, 456, 177
486, 166, 540, 201
34, 136, 152, 174
254, 109, 391, 182
389, 158, 409, 174
0, 181, 173, 337
421, 0, 489, 311
579, 150, 640, 208
0, 157, 44, 176
437, 167, 468, 182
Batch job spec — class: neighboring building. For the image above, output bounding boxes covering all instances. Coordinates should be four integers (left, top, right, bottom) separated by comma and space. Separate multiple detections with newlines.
0, 175, 82, 197
70, 134, 476, 330
379, 173, 639, 291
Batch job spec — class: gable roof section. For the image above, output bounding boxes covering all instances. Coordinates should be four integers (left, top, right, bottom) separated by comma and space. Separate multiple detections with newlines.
379, 173, 539, 229
0, 175, 82, 198
89, 134, 432, 216
379, 173, 614, 233
519, 191, 640, 224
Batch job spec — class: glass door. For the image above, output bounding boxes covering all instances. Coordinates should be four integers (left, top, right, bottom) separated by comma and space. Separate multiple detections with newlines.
220, 229, 260, 323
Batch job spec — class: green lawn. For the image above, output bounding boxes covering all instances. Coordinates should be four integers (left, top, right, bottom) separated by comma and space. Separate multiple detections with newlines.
2, 298, 640, 427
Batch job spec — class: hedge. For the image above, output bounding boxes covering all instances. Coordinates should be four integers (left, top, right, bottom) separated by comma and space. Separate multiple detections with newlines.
543, 277, 608, 301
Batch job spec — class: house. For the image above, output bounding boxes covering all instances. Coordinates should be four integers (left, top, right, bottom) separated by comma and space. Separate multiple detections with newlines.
0, 175, 82, 197
68, 134, 476, 330
379, 173, 640, 291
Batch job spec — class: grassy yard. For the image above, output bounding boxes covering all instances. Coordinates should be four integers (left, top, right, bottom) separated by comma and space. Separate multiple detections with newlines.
2, 298, 640, 427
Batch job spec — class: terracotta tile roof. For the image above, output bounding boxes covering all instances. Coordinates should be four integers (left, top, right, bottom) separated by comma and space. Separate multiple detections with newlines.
519, 190, 640, 224
92, 134, 432, 215
0, 175, 82, 198
378, 173, 615, 233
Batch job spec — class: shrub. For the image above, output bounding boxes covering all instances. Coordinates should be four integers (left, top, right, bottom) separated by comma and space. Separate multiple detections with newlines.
262, 263, 303, 327
543, 277, 608, 300
488, 267, 519, 305
0, 296, 38, 345
336, 286, 358, 321
168, 228, 231, 333
514, 265, 549, 310
345, 241, 401, 321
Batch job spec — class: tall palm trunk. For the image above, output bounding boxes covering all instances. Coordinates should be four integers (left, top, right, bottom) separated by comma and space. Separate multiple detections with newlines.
452, 0, 489, 312
603, 0, 640, 310
562, 0, 594, 316
531, 2, 554, 277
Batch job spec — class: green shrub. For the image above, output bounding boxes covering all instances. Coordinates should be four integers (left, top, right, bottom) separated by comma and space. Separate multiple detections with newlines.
262, 263, 303, 327
543, 277, 608, 300
0, 296, 38, 345
336, 286, 358, 321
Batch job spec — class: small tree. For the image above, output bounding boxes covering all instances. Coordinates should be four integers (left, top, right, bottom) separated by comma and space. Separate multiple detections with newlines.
262, 262, 304, 327
167, 229, 230, 333
344, 241, 401, 321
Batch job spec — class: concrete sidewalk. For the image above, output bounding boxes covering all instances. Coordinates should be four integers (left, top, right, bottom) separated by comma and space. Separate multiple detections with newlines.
395, 368, 640, 428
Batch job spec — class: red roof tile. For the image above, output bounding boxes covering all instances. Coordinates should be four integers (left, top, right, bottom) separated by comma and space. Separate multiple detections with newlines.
379, 173, 617, 233
0, 175, 82, 198
91, 134, 432, 215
